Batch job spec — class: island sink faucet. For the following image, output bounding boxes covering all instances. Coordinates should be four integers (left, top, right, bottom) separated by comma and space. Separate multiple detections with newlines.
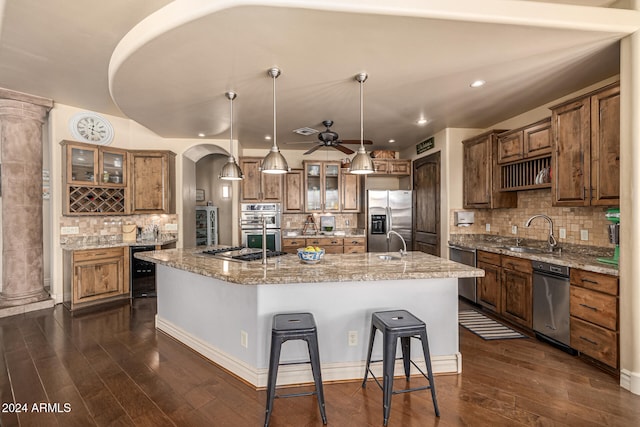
387, 230, 407, 256
525, 214, 557, 252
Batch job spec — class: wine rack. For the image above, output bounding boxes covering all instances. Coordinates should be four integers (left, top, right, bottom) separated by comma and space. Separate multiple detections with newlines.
500, 156, 551, 191
68, 186, 125, 214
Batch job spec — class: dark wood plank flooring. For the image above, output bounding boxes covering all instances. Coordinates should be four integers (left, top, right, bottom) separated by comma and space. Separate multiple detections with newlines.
1, 298, 639, 426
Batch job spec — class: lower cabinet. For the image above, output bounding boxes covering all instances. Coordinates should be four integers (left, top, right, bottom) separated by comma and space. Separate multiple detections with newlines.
63, 247, 130, 311
570, 269, 619, 369
476, 251, 532, 329
501, 256, 533, 329
282, 236, 366, 254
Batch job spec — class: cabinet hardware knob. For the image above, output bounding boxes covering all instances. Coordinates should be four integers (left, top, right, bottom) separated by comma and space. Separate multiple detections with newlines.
581, 278, 599, 285
579, 336, 598, 346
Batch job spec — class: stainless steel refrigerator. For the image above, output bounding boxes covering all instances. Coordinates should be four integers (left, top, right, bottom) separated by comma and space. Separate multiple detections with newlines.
367, 190, 412, 252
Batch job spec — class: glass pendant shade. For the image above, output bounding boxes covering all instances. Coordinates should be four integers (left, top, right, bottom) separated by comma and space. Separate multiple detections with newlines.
350, 72, 374, 174
261, 67, 290, 174
220, 91, 244, 180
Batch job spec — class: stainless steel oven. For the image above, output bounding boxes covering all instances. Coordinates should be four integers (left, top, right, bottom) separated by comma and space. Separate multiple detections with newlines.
240, 203, 282, 251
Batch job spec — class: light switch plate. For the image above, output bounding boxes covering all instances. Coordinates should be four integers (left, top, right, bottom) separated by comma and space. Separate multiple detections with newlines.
580, 229, 589, 241
511, 225, 518, 234
165, 223, 178, 231
559, 228, 567, 239
60, 226, 79, 235
486, 223, 491, 232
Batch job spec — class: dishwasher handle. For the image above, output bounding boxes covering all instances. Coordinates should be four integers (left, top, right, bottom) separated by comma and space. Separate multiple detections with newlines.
448, 244, 476, 253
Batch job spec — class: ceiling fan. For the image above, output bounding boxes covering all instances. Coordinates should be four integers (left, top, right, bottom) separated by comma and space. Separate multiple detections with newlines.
302, 120, 372, 155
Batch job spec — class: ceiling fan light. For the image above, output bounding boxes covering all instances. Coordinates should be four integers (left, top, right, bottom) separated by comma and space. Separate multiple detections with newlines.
219, 156, 244, 180
350, 146, 374, 174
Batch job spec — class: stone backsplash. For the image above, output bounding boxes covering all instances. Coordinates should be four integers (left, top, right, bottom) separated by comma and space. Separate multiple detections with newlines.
282, 213, 360, 233
450, 189, 614, 248
60, 214, 179, 245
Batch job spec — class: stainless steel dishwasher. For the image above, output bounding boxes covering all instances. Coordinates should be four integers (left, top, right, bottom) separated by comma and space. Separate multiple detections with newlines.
532, 260, 573, 352
449, 245, 477, 303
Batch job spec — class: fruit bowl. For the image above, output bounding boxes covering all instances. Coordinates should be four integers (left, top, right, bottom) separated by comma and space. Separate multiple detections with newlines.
297, 248, 325, 264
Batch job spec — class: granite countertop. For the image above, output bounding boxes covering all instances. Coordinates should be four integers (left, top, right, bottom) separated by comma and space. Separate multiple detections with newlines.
135, 247, 484, 285
449, 234, 618, 276
61, 237, 178, 251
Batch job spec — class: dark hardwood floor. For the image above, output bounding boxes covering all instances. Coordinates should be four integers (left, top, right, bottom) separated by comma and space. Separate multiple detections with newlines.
1, 298, 639, 426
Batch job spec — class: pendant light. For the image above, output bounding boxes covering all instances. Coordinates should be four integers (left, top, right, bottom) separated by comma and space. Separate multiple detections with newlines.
219, 91, 244, 180
350, 72, 375, 174
261, 67, 289, 174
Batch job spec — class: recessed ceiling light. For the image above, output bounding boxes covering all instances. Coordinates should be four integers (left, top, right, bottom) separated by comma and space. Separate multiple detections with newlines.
470, 80, 486, 88
417, 118, 428, 125
198, 132, 206, 137
265, 135, 272, 140
388, 139, 395, 143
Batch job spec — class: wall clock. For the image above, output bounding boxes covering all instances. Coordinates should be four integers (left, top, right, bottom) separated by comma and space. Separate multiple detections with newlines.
69, 112, 114, 145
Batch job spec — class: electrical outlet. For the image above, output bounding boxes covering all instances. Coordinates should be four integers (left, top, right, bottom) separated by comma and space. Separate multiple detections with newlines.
559, 228, 567, 239
345, 219, 350, 226
165, 223, 178, 231
240, 330, 248, 348
580, 230, 589, 241
60, 226, 79, 235
511, 225, 518, 234
348, 331, 358, 346
486, 223, 491, 232
286, 221, 291, 228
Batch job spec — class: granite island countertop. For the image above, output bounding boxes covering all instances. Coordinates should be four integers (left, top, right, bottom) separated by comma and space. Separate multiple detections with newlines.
135, 246, 484, 285
449, 234, 618, 276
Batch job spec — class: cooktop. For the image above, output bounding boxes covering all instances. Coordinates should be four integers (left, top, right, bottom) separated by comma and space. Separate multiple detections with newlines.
201, 246, 287, 262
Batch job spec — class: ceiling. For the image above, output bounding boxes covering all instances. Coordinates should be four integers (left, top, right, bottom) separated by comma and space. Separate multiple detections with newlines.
0, 0, 636, 153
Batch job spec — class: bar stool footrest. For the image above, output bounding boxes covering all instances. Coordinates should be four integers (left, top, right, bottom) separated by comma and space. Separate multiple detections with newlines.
276, 390, 318, 399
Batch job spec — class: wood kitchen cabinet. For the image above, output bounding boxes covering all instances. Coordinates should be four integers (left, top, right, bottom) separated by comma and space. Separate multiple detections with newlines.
501, 255, 533, 329
129, 150, 175, 214
476, 251, 502, 312
304, 161, 341, 212
63, 247, 129, 311
462, 130, 516, 209
340, 169, 362, 213
570, 269, 619, 369
497, 118, 552, 164
371, 159, 411, 176
551, 82, 619, 207
61, 140, 127, 215
283, 169, 304, 213
282, 236, 366, 254
240, 157, 283, 202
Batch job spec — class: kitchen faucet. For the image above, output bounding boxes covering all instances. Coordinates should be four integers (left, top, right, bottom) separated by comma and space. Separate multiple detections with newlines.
261, 216, 268, 265
387, 230, 407, 256
525, 214, 557, 252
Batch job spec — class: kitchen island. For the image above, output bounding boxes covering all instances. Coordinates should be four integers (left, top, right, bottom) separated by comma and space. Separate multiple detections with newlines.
136, 247, 484, 388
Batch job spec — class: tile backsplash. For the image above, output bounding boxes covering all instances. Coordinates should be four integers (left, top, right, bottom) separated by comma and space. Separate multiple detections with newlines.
60, 214, 178, 244
282, 213, 360, 232
450, 189, 613, 248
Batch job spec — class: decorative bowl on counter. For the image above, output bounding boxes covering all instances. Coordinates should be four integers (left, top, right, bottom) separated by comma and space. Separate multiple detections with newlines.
297, 247, 325, 264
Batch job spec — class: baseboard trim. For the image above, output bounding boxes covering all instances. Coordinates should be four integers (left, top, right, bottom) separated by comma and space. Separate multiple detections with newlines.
156, 315, 461, 389
620, 369, 640, 395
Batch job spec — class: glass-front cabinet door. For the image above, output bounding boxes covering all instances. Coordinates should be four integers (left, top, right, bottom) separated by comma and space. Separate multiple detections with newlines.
99, 148, 127, 186
304, 161, 341, 212
323, 162, 341, 211
68, 144, 98, 185
305, 162, 322, 212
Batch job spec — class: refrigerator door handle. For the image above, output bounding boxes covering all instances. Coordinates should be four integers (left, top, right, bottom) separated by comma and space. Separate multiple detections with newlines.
386, 206, 392, 232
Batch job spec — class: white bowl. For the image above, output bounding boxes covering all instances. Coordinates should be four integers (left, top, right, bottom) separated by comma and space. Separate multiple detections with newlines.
297, 248, 325, 264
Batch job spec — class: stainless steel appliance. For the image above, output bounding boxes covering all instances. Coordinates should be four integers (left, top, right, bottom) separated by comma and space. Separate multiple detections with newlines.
240, 203, 282, 251
367, 190, 412, 252
448, 245, 477, 303
201, 246, 287, 262
130, 245, 156, 298
532, 260, 573, 351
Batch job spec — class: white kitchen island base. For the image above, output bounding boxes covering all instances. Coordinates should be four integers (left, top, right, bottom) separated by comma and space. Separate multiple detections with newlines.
154, 264, 461, 388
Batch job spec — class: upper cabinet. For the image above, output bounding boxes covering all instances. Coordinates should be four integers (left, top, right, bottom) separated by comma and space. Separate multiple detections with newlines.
497, 118, 551, 164
371, 159, 411, 176
283, 169, 304, 213
551, 82, 620, 206
462, 130, 516, 209
304, 161, 341, 212
340, 169, 362, 213
61, 141, 175, 215
240, 157, 283, 202
129, 151, 175, 214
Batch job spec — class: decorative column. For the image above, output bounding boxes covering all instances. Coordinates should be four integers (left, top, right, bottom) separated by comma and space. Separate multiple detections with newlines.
0, 89, 53, 308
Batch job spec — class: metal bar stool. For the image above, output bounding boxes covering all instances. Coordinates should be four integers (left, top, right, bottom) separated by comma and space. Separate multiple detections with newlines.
362, 309, 440, 426
264, 312, 327, 427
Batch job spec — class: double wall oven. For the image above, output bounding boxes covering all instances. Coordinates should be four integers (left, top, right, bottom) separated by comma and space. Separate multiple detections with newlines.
240, 203, 282, 251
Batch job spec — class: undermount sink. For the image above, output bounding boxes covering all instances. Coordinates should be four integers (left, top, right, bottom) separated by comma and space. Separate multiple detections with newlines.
377, 254, 402, 261
498, 246, 543, 254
